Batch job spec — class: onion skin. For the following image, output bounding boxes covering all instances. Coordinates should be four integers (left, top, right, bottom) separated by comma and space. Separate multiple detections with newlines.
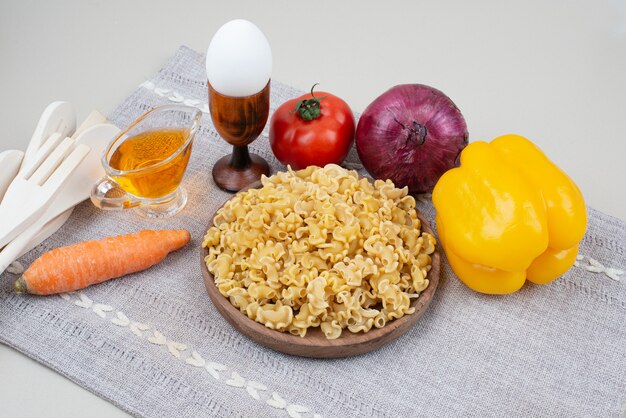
355, 84, 468, 193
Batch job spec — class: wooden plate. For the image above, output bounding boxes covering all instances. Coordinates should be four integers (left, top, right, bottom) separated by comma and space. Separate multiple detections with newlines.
200, 181, 440, 358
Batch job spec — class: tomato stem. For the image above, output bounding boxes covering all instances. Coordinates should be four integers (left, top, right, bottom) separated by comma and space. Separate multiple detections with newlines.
293, 83, 326, 121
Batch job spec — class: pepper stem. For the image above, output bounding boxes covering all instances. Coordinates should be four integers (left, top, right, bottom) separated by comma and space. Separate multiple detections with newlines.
293, 83, 326, 121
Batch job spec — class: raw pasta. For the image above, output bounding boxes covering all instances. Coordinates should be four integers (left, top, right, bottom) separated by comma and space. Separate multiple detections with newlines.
203, 164, 436, 339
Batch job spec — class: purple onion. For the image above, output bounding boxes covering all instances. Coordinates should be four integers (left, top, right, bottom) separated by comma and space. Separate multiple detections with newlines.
356, 84, 468, 194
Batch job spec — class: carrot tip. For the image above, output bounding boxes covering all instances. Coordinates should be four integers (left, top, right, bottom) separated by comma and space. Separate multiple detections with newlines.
14, 276, 27, 293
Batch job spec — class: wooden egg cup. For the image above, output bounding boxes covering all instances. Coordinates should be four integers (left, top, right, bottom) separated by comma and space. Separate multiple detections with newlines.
208, 81, 271, 192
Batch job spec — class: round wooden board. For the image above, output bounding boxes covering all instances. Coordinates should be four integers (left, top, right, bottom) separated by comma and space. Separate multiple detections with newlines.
200, 181, 441, 358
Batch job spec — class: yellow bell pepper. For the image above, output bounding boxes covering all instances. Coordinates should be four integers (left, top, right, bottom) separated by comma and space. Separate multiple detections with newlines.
432, 134, 587, 294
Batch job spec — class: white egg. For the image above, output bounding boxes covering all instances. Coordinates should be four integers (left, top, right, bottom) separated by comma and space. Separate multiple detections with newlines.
206, 19, 272, 97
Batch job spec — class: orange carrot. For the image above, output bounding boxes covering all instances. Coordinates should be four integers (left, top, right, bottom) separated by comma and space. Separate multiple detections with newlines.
15, 229, 190, 295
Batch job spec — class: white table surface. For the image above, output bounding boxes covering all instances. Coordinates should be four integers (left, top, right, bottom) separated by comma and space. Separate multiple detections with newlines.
1, 0, 625, 416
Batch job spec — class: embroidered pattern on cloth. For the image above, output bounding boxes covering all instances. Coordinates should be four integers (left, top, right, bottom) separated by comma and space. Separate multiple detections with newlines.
60, 291, 321, 418
140, 81, 209, 114
574, 255, 624, 281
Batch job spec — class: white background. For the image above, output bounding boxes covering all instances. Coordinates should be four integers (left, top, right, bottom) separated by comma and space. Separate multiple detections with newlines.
1, 0, 625, 416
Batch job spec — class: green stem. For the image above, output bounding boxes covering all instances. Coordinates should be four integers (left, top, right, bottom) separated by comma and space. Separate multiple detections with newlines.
293, 83, 326, 121
14, 276, 27, 293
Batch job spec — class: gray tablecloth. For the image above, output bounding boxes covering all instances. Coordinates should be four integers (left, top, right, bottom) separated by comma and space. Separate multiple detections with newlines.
1, 46, 625, 417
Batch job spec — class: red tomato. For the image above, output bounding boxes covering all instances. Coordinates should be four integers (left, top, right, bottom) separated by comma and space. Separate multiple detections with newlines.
269, 90, 355, 170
